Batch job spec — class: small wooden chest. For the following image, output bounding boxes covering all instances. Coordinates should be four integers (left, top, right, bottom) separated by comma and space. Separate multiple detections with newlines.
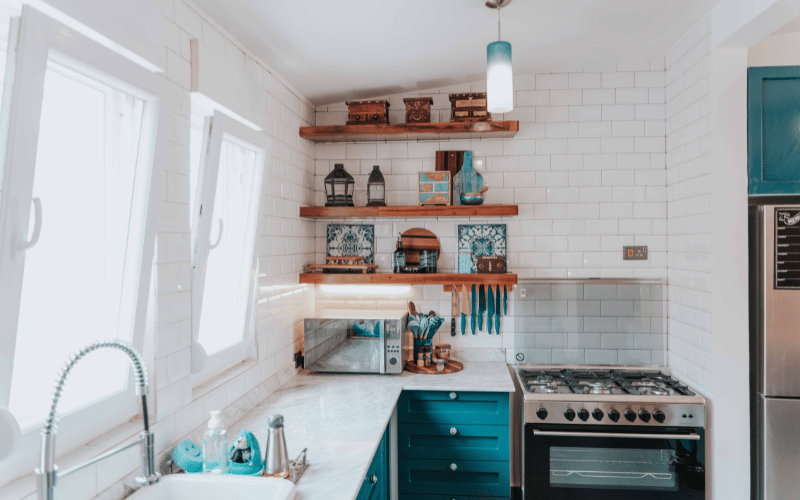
403, 97, 434, 123
345, 100, 390, 125
449, 93, 492, 122
477, 255, 506, 274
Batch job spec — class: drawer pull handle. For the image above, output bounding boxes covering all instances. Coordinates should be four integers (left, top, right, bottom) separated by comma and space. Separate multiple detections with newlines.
450, 463, 457, 471
449, 392, 457, 400
450, 427, 458, 435
370, 474, 378, 485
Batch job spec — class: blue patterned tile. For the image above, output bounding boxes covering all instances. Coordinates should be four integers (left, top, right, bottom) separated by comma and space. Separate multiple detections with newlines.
457, 224, 507, 273
326, 224, 375, 264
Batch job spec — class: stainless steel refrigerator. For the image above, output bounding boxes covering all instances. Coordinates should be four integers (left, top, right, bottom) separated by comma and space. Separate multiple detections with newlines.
750, 204, 800, 500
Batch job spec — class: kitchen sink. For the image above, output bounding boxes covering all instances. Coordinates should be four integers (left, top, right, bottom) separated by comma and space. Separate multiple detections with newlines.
126, 474, 296, 500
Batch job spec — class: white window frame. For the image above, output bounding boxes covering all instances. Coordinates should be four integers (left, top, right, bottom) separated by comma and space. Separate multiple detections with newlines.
190, 110, 270, 386
0, 5, 171, 482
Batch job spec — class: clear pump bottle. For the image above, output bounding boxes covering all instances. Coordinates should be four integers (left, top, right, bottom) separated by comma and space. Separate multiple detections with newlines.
202, 411, 229, 474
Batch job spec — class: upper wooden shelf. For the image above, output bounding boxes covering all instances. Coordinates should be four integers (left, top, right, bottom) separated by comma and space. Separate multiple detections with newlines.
299, 121, 519, 143
299, 204, 518, 219
299, 272, 517, 288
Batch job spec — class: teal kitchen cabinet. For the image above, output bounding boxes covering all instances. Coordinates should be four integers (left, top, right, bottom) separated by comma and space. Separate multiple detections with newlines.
748, 66, 800, 195
356, 423, 390, 500
397, 391, 510, 498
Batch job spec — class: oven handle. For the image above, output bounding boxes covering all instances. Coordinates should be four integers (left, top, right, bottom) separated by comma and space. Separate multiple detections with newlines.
533, 430, 700, 440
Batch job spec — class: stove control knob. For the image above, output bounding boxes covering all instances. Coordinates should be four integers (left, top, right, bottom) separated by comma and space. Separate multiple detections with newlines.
639, 410, 652, 423
624, 410, 637, 422
536, 408, 548, 420
578, 409, 590, 422
608, 409, 620, 422
592, 409, 604, 421
653, 410, 666, 423
564, 409, 576, 421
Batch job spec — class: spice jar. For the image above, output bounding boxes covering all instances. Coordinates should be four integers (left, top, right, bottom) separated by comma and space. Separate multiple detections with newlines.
416, 352, 424, 368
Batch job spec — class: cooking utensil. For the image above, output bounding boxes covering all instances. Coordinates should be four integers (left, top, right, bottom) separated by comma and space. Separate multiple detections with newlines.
460, 285, 468, 335
408, 301, 417, 317
503, 285, 508, 315
471, 284, 476, 335
451, 288, 458, 336
478, 285, 486, 331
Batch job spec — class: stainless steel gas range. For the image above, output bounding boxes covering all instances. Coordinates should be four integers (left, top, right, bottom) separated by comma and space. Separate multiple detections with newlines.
517, 365, 706, 500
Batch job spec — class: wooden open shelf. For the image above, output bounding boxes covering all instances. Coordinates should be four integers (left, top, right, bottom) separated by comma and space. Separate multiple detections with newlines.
299, 204, 518, 219
299, 121, 519, 143
299, 272, 517, 288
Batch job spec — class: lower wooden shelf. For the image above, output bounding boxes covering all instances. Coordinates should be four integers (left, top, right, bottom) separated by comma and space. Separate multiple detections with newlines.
299, 272, 517, 288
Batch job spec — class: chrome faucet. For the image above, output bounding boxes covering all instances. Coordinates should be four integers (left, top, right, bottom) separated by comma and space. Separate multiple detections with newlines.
35, 339, 160, 500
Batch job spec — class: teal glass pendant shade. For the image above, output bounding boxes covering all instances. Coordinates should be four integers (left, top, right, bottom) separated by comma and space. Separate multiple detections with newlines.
487, 41, 513, 113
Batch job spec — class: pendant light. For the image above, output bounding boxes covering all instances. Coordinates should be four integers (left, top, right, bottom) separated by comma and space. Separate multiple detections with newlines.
486, 0, 513, 113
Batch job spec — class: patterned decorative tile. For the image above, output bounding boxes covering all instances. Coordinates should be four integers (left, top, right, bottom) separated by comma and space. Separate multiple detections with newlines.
326, 224, 375, 264
457, 224, 506, 273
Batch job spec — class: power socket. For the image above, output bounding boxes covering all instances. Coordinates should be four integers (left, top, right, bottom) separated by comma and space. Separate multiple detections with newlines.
623, 246, 648, 261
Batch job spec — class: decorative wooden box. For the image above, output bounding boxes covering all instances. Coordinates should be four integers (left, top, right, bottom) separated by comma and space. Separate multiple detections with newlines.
418, 171, 451, 206
345, 100, 390, 125
449, 93, 492, 122
477, 255, 506, 274
403, 97, 434, 123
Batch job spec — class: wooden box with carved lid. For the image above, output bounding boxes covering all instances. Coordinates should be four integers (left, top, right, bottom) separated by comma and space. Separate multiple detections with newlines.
448, 93, 492, 122
403, 97, 434, 123
345, 100, 390, 125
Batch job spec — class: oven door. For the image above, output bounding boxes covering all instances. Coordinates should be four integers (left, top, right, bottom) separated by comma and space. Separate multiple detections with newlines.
524, 424, 705, 499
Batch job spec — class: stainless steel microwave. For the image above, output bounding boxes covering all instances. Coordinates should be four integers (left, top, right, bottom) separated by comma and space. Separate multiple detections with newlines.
303, 310, 408, 374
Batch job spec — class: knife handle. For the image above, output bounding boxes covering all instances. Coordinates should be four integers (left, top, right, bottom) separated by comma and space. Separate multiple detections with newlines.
451, 318, 456, 336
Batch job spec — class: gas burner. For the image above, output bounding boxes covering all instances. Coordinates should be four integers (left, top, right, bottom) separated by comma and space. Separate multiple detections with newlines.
586, 382, 612, 394
648, 373, 671, 382
650, 387, 670, 396
539, 386, 558, 394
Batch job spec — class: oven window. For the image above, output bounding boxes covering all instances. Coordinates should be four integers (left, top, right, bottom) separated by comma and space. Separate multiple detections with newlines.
550, 447, 677, 491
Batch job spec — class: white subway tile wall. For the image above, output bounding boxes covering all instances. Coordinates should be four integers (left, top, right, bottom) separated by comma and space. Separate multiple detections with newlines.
0, 0, 315, 498
665, 14, 713, 394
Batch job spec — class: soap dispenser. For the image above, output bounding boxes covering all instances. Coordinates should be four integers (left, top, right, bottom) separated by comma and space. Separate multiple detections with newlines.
202, 411, 229, 474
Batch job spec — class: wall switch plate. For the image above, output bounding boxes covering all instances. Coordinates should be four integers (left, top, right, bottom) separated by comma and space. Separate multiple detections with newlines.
623, 246, 648, 260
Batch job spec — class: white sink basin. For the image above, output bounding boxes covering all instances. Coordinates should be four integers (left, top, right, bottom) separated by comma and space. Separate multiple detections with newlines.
126, 474, 296, 500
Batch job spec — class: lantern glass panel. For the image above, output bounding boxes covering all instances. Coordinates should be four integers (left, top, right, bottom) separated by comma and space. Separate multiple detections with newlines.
324, 163, 355, 206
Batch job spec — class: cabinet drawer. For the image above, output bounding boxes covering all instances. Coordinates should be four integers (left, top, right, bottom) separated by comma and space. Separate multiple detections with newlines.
397, 391, 509, 426
398, 423, 509, 462
398, 458, 510, 497
400, 496, 509, 500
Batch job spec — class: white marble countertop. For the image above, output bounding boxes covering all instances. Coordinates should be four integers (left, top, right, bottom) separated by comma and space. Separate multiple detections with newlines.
229, 362, 515, 500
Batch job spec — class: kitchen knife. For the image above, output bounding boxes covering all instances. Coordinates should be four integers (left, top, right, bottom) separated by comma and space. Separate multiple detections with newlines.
478, 284, 485, 331
451, 287, 458, 336
495, 285, 501, 334
461, 285, 468, 335
503, 285, 508, 315
471, 284, 476, 335
487, 285, 494, 334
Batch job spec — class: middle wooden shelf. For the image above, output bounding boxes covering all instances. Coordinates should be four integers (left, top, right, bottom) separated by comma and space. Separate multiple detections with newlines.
299, 272, 517, 289
299, 204, 518, 219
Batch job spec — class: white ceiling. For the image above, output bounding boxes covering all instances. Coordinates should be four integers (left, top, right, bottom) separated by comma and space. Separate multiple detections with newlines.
191, 0, 722, 105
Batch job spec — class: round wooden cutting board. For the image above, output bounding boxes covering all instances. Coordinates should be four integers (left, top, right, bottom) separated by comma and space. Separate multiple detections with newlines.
404, 360, 463, 375
400, 228, 440, 267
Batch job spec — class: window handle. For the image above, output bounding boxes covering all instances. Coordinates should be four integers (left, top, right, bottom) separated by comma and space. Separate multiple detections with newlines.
14, 197, 42, 260
208, 219, 223, 250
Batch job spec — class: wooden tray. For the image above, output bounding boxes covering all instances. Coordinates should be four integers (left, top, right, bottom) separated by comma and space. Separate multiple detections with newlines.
307, 256, 378, 274
404, 360, 463, 375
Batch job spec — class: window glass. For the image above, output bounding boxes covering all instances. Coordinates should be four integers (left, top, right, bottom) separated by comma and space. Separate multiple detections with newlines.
196, 138, 257, 355
9, 62, 145, 427
189, 123, 202, 230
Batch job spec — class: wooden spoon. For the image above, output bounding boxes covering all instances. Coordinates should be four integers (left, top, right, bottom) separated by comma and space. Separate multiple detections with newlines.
408, 301, 417, 317
478, 187, 489, 194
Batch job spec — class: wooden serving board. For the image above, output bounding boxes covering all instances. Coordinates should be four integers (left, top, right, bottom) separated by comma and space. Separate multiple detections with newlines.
404, 360, 463, 375
401, 228, 440, 267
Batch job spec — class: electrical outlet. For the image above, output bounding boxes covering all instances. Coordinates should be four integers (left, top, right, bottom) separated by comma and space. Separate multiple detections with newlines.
294, 351, 304, 369
623, 246, 648, 261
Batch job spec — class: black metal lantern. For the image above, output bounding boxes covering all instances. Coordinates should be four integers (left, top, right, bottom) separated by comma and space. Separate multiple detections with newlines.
367, 165, 386, 207
324, 163, 355, 207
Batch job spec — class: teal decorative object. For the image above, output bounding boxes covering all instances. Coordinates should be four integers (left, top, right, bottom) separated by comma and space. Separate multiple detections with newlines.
459, 152, 484, 195
460, 192, 484, 205
228, 430, 263, 476
458, 224, 507, 273
172, 440, 203, 473
418, 171, 451, 205
327, 224, 374, 264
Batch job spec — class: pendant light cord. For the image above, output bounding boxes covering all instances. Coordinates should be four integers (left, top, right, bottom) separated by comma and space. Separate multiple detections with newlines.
497, 4, 502, 41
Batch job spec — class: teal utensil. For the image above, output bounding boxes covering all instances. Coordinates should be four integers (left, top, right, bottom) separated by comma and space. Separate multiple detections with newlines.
478, 284, 485, 331
503, 286, 508, 315
471, 284, 477, 334
488, 285, 495, 334
495, 285, 501, 334
461, 312, 466, 335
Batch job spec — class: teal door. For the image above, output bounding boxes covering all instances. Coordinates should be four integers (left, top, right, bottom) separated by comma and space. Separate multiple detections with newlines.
749, 66, 800, 195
